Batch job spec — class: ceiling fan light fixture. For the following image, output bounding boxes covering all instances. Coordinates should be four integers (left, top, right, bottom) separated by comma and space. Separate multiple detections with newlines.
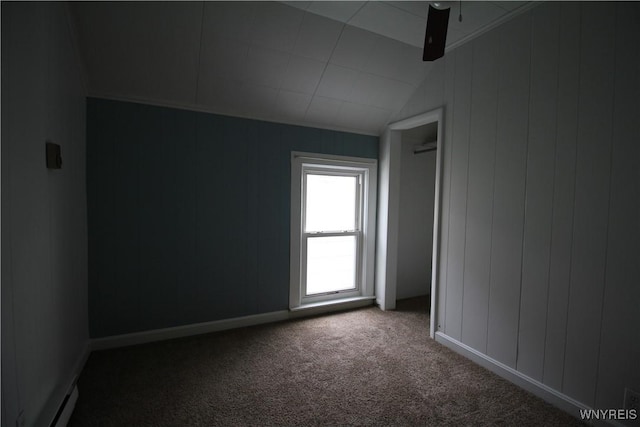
423, 4, 450, 61
431, 1, 452, 10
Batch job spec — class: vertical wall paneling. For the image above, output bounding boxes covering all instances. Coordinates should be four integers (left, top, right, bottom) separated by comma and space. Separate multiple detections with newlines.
436, 53, 455, 332
516, 3, 560, 381
140, 105, 177, 328
223, 117, 251, 316
460, 29, 499, 353
114, 102, 143, 331
0, 7, 18, 419
437, 0, 640, 412
87, 98, 378, 337
256, 121, 284, 313
595, 2, 640, 410
443, 44, 473, 340
172, 110, 198, 324
2, 3, 89, 425
542, 1, 580, 390
562, 2, 615, 406
486, 13, 530, 368
245, 118, 262, 314
87, 101, 115, 336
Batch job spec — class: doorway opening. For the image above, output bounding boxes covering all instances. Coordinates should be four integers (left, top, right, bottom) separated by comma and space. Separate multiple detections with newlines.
396, 123, 438, 302
375, 108, 444, 338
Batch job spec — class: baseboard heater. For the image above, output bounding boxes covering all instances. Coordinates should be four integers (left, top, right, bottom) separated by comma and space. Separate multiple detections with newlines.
50, 385, 78, 427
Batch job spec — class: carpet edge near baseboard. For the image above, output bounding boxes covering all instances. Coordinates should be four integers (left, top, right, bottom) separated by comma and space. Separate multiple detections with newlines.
434, 331, 607, 425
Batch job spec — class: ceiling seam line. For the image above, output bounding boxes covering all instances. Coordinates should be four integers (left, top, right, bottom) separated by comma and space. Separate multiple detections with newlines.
276, 5, 307, 117
302, 1, 371, 125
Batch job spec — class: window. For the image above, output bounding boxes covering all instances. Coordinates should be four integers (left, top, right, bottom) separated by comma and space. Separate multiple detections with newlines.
290, 152, 377, 310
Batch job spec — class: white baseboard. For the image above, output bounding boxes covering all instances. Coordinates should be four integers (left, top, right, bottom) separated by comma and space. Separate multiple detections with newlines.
91, 310, 290, 351
92, 298, 375, 351
434, 332, 593, 422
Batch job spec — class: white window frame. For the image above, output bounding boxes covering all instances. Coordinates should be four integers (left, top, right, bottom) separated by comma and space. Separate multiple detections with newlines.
290, 152, 377, 310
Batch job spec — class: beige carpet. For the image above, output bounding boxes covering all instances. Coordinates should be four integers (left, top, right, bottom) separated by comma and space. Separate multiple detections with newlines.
70, 297, 582, 426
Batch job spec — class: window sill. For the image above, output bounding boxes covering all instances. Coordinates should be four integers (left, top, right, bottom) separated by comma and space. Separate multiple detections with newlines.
290, 296, 376, 317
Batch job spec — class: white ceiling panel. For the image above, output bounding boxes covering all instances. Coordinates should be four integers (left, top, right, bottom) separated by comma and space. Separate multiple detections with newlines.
305, 96, 344, 126
315, 64, 359, 100
306, 1, 366, 23
276, 90, 313, 121
281, 56, 326, 95
72, 1, 534, 136
239, 83, 279, 119
203, 1, 256, 43
362, 105, 394, 133
346, 72, 390, 106
389, 43, 431, 86
197, 76, 245, 116
72, 1, 202, 104
335, 102, 392, 134
198, 37, 250, 83
293, 12, 344, 62
371, 77, 417, 110
348, 1, 426, 47
491, 1, 529, 12
280, 1, 312, 12
244, 47, 290, 89
250, 2, 305, 53
384, 1, 429, 18
363, 36, 421, 82
329, 26, 379, 71
334, 102, 372, 131
347, 73, 416, 110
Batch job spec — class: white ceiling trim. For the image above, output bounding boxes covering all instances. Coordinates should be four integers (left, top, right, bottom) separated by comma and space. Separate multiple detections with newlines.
445, 1, 540, 52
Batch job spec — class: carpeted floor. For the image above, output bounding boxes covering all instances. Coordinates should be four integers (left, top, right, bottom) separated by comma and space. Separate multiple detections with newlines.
69, 297, 583, 426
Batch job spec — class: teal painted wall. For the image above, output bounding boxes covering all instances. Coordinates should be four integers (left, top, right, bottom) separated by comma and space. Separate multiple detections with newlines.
87, 98, 378, 338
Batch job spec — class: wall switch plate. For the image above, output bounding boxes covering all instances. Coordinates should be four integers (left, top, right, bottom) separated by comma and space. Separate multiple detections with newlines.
46, 142, 62, 169
624, 388, 640, 412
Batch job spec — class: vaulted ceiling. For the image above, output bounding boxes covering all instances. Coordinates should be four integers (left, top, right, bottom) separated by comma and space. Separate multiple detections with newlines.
70, 1, 533, 136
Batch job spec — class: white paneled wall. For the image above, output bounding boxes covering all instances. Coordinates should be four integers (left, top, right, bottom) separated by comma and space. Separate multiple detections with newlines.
1, 3, 89, 426
486, 12, 530, 369
444, 43, 472, 342
595, 2, 640, 410
517, 2, 560, 382
543, 2, 581, 392
461, 28, 499, 354
563, 2, 616, 405
397, 1, 640, 414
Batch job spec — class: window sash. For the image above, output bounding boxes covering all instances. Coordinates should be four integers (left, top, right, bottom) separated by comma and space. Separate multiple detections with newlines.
302, 169, 363, 234
301, 231, 363, 299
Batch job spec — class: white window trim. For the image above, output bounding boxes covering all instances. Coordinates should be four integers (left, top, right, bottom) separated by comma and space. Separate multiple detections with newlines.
290, 152, 377, 311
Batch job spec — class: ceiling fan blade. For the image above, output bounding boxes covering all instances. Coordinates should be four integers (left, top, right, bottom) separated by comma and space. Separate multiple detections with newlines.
423, 4, 450, 61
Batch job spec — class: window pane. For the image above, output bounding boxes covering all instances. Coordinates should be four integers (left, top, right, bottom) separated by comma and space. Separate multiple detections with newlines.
306, 235, 357, 295
305, 174, 357, 232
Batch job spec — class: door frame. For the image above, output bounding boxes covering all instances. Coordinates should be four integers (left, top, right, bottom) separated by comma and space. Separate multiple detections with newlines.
375, 108, 444, 338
